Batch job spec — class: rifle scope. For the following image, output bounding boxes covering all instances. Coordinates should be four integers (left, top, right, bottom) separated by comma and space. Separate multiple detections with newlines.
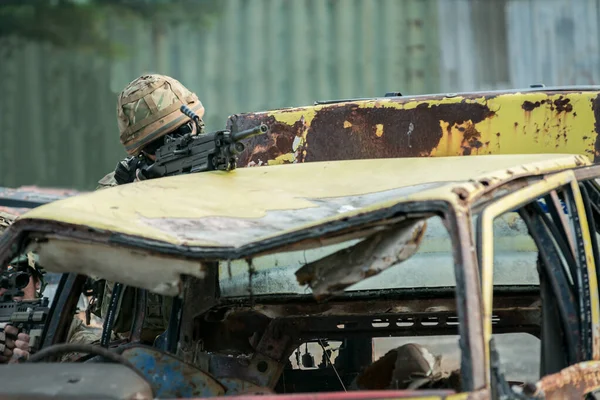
0, 271, 30, 290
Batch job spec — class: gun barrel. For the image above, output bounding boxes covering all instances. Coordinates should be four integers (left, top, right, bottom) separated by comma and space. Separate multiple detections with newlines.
231, 124, 269, 142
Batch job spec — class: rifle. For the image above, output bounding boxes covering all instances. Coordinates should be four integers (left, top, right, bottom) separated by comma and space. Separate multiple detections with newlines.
138, 105, 269, 180
0, 271, 50, 354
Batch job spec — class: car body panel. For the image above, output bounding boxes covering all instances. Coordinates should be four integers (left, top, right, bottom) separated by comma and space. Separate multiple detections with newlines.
11, 154, 589, 250
0, 154, 589, 297
228, 87, 600, 168
479, 170, 600, 384
3, 85, 600, 398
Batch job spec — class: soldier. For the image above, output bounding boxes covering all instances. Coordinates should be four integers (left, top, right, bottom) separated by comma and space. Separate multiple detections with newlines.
67, 74, 206, 358
98, 73, 205, 188
0, 253, 46, 363
2, 74, 205, 362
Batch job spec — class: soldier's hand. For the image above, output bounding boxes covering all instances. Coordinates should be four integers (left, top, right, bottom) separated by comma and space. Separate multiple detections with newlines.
0, 325, 30, 363
114, 156, 141, 185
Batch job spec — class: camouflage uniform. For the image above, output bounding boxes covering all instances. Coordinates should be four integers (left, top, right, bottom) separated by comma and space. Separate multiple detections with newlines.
1, 196, 116, 361
65, 74, 204, 357
96, 171, 118, 190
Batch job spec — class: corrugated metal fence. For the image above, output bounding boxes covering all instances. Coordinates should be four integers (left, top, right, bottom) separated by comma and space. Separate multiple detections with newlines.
1, 0, 599, 189
0, 0, 440, 189
437, 0, 600, 92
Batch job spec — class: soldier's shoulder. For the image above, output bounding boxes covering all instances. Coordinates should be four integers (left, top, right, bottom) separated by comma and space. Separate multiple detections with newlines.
96, 171, 117, 191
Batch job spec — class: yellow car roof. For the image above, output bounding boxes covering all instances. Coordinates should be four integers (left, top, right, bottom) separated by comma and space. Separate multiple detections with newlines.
16, 153, 588, 251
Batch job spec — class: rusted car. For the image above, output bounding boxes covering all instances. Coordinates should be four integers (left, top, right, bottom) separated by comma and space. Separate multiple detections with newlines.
229, 86, 600, 168
0, 153, 599, 399
0, 186, 95, 321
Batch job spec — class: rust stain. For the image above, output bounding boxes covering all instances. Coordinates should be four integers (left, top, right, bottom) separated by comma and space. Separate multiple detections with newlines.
233, 101, 496, 165
593, 95, 600, 162
452, 187, 470, 202
554, 97, 574, 113
230, 90, 600, 168
535, 362, 600, 400
522, 100, 542, 112
460, 122, 485, 156
230, 115, 300, 166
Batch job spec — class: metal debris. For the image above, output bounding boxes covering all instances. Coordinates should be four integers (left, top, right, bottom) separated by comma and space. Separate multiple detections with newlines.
295, 219, 427, 299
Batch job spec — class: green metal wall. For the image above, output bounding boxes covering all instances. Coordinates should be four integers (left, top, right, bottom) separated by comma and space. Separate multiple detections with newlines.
0, 0, 440, 190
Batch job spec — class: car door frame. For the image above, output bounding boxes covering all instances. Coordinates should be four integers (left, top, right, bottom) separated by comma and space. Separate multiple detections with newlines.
478, 167, 600, 395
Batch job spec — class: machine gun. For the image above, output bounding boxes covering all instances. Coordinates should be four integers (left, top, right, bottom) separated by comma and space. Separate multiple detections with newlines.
138, 105, 269, 180
0, 270, 50, 354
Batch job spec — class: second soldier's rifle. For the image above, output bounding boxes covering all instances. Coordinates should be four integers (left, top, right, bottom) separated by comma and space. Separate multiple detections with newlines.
138, 105, 269, 180
0, 270, 50, 354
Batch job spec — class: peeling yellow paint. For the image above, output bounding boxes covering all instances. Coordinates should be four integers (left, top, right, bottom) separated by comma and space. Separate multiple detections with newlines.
479, 170, 578, 386
267, 106, 321, 127
258, 90, 599, 163
268, 153, 295, 165
375, 124, 384, 137
18, 154, 590, 249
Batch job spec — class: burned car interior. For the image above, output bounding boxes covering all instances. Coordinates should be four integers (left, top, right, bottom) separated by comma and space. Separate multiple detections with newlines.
21, 211, 540, 396
2, 154, 600, 398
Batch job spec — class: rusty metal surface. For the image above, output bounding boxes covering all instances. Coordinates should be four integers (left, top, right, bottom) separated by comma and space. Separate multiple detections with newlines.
228, 89, 600, 168
195, 351, 283, 389
177, 269, 219, 365
129, 288, 148, 343
449, 206, 486, 393
534, 361, 600, 400
218, 377, 276, 395
120, 345, 226, 398
195, 290, 540, 362
215, 290, 540, 319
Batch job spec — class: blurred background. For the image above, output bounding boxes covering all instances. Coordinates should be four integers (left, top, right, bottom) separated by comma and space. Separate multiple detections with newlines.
0, 0, 599, 190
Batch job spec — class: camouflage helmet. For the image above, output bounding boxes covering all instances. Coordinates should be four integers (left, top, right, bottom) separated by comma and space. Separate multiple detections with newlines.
117, 74, 205, 156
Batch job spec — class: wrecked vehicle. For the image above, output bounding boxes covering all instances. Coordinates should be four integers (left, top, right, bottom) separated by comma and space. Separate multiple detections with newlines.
229, 86, 600, 167
0, 186, 93, 318
0, 153, 599, 399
